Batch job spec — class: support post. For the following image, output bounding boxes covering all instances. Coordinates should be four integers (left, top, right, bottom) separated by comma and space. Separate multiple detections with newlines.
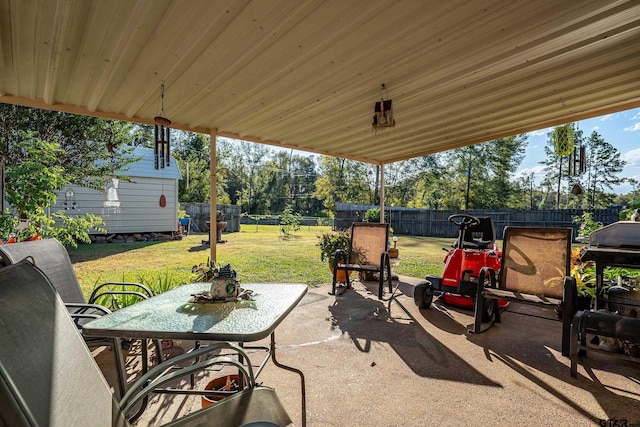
379, 163, 385, 224
210, 130, 217, 263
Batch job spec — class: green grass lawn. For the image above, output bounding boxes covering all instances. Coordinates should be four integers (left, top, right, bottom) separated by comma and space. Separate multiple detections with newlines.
68, 225, 455, 299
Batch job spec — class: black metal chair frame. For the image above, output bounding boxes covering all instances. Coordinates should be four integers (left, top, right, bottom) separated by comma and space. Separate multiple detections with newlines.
570, 310, 640, 377
0, 238, 161, 397
331, 222, 392, 300
0, 260, 293, 426
469, 226, 577, 357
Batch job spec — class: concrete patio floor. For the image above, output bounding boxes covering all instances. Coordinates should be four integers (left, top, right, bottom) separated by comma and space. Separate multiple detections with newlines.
94, 276, 640, 426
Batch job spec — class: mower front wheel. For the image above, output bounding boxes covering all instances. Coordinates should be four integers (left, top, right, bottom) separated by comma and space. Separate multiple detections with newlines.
414, 280, 434, 309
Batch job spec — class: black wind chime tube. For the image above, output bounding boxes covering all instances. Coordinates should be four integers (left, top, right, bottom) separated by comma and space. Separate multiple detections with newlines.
159, 122, 165, 169
154, 116, 172, 169
154, 122, 159, 169
165, 124, 170, 167
154, 83, 172, 169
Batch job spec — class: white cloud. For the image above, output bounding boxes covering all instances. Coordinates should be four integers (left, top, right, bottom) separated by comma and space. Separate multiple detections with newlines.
600, 113, 618, 121
529, 128, 549, 137
622, 148, 640, 166
591, 126, 599, 131
624, 123, 640, 132
632, 112, 640, 120
514, 165, 546, 182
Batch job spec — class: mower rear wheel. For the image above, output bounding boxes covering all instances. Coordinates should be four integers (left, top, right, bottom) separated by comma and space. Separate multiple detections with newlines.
414, 280, 434, 309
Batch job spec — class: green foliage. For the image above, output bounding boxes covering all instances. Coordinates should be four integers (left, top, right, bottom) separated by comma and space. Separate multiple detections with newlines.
141, 270, 185, 295
91, 285, 145, 311
90, 269, 186, 310
178, 204, 188, 220
1, 132, 106, 246
570, 246, 597, 298
5, 133, 66, 216
541, 126, 625, 209
0, 213, 19, 241
317, 231, 351, 264
603, 267, 640, 286
46, 212, 106, 248
434, 135, 527, 209
572, 212, 603, 238
280, 204, 301, 239
0, 104, 137, 191
314, 157, 370, 213
364, 208, 390, 223
584, 131, 625, 209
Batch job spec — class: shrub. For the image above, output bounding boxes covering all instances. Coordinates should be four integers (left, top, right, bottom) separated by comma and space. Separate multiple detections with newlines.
280, 204, 301, 239
317, 231, 351, 265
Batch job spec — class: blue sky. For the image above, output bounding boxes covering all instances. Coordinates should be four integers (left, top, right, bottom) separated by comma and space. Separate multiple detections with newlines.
516, 107, 640, 194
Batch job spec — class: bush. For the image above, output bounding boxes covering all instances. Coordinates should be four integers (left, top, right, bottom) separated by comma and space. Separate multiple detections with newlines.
317, 231, 351, 265
280, 204, 301, 239
573, 212, 602, 239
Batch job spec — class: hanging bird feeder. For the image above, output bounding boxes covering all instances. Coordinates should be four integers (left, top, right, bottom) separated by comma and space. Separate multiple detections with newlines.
372, 84, 395, 132
553, 124, 574, 156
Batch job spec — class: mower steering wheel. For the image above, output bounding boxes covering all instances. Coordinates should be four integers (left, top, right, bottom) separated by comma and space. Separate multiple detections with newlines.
448, 214, 480, 228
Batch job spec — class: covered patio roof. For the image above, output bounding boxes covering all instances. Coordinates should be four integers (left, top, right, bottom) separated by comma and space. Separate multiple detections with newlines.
1, 0, 639, 165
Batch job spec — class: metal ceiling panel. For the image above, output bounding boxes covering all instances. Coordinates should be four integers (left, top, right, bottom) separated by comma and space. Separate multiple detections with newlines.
1, 0, 639, 164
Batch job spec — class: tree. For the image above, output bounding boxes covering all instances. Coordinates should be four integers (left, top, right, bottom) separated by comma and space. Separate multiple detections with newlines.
540, 124, 586, 209
483, 135, 527, 208
410, 154, 445, 209
5, 134, 65, 218
584, 131, 625, 209
434, 135, 527, 210
0, 104, 137, 191
384, 159, 424, 207
172, 132, 230, 204
540, 126, 625, 209
2, 132, 105, 246
313, 156, 369, 214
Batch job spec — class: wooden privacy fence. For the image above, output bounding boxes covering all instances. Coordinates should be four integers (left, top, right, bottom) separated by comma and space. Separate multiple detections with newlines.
335, 204, 621, 240
180, 203, 241, 233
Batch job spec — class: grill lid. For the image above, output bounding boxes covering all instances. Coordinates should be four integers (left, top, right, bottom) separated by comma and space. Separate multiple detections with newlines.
589, 221, 640, 248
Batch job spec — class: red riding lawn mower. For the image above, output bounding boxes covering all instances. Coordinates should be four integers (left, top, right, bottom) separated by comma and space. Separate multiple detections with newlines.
413, 214, 508, 321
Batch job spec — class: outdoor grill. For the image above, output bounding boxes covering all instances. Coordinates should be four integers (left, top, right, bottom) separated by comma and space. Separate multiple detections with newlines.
580, 221, 640, 310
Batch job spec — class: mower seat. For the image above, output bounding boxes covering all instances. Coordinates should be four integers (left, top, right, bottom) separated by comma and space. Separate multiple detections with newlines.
456, 217, 496, 250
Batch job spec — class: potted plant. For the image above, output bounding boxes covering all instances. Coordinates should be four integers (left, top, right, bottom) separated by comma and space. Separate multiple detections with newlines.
556, 247, 597, 318
573, 263, 597, 309
317, 231, 351, 282
0, 213, 19, 243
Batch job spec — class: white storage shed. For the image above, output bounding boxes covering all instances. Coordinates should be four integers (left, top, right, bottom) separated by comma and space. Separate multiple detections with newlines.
52, 147, 182, 234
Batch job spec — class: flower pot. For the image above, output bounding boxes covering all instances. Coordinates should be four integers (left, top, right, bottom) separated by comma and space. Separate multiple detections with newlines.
201, 374, 240, 408
329, 265, 350, 283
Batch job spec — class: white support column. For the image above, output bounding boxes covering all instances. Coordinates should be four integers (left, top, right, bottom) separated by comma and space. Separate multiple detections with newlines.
380, 163, 385, 223
210, 130, 217, 263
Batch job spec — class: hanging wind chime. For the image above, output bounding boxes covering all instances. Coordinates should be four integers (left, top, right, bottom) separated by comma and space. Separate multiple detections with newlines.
154, 84, 171, 170
154, 84, 171, 207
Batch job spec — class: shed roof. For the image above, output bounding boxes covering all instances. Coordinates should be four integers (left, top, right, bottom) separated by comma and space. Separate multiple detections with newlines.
121, 147, 182, 180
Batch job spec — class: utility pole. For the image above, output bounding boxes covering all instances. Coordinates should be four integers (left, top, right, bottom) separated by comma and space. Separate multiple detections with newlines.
556, 157, 563, 209
529, 174, 534, 210
465, 162, 471, 210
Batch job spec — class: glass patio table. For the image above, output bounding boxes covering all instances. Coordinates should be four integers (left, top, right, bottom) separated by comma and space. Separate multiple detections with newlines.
83, 282, 307, 424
